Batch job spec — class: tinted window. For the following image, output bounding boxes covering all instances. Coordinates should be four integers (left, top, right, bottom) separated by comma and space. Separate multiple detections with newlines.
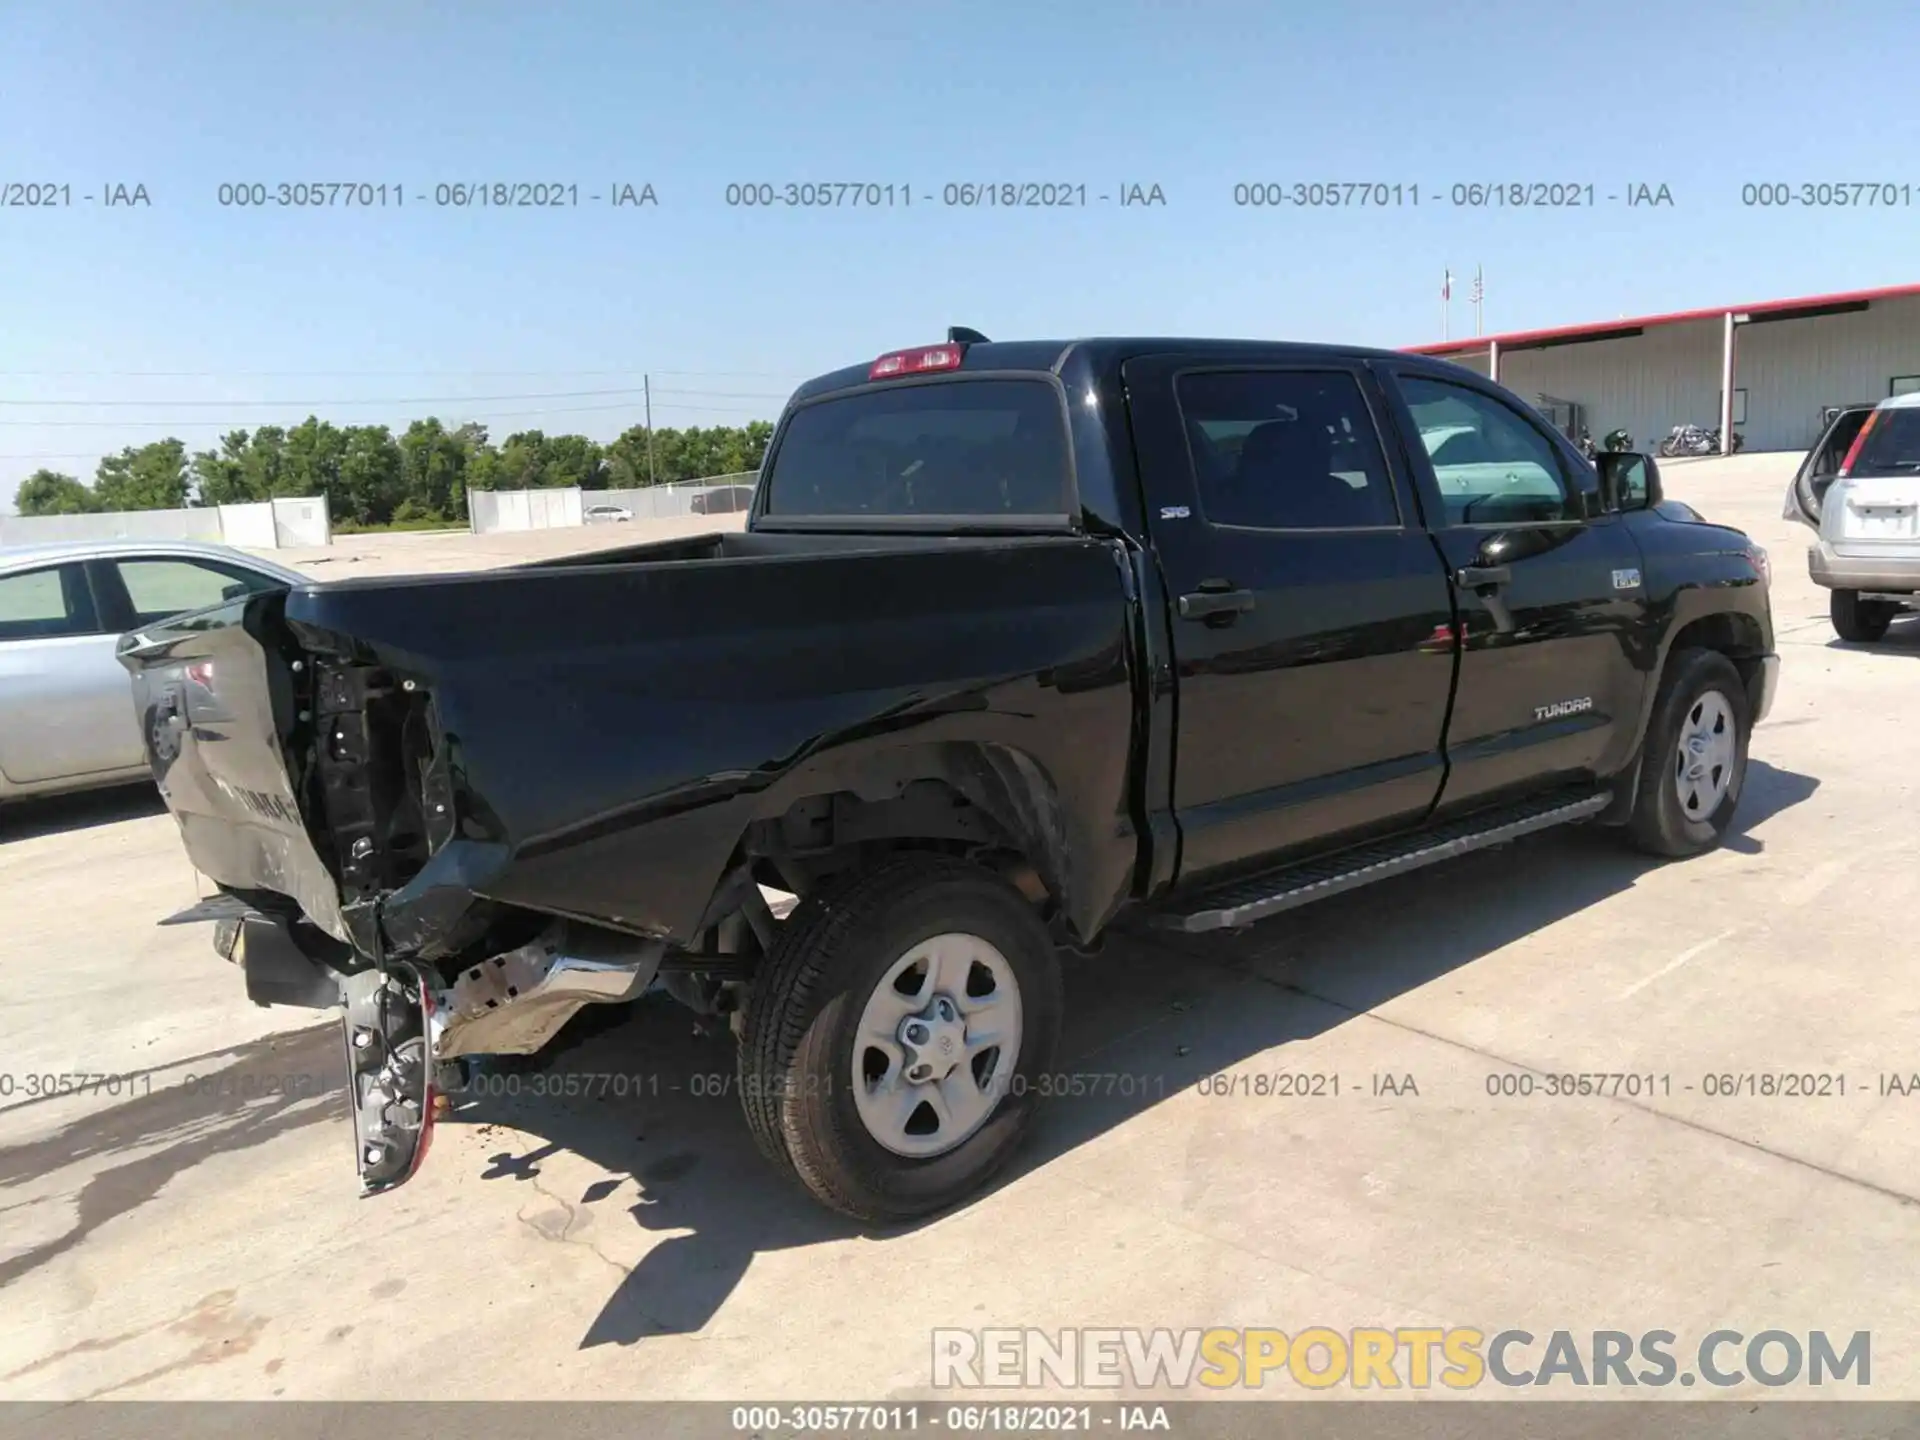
1175, 370, 1400, 529
1399, 376, 1578, 524
762, 379, 1070, 518
116, 558, 272, 625
1818, 409, 1873, 473
1849, 407, 1920, 477
0, 563, 101, 641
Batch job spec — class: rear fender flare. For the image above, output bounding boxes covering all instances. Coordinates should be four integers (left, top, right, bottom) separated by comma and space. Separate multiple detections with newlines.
743, 740, 1080, 931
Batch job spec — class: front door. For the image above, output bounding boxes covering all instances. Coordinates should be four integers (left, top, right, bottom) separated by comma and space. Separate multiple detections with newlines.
1377, 367, 1652, 811
1124, 356, 1459, 881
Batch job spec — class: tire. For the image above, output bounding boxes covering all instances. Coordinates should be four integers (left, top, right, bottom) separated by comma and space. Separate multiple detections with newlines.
738, 854, 1063, 1223
1625, 648, 1751, 858
1831, 589, 1895, 643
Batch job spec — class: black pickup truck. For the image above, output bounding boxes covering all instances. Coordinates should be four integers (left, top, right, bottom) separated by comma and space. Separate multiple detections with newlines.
121, 332, 1777, 1222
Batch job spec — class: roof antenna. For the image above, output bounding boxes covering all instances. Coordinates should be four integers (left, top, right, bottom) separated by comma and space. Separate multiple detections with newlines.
948, 327, 990, 344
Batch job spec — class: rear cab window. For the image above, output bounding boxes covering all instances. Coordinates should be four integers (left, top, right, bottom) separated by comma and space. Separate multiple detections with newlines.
759, 378, 1072, 522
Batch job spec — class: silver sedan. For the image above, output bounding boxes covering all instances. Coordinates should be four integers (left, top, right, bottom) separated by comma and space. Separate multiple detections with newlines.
0, 539, 306, 802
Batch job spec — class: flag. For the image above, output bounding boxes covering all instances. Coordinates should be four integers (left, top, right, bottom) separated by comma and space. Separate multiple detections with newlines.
1441, 270, 1453, 301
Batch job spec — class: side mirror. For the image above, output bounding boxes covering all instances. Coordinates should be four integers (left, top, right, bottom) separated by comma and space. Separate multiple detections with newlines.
221, 582, 250, 602
1597, 451, 1662, 512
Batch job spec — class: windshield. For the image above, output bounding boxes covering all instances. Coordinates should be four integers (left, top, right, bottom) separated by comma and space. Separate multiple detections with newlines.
1850, 407, 1920, 476
760, 379, 1071, 519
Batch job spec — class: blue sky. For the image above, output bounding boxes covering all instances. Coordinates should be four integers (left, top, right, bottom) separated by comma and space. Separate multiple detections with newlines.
3, 0, 1916, 504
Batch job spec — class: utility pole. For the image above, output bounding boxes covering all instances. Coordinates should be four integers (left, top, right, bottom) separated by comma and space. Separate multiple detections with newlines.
1441, 269, 1452, 341
1471, 265, 1485, 337
643, 374, 657, 486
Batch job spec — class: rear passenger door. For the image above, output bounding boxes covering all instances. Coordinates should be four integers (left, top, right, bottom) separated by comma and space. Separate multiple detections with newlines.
1124, 356, 1459, 881
0, 562, 138, 785
1377, 367, 1652, 811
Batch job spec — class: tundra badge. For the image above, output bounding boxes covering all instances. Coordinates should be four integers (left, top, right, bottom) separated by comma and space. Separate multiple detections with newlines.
1534, 696, 1594, 721
1612, 568, 1642, 590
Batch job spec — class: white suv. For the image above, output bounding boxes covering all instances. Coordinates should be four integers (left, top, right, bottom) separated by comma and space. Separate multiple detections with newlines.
1785, 392, 1920, 642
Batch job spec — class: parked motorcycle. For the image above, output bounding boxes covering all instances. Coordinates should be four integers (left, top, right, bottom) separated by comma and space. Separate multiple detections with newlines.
1659, 424, 1746, 457
1575, 427, 1596, 460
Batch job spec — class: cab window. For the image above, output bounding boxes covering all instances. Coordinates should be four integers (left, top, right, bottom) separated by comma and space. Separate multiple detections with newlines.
1399, 376, 1581, 525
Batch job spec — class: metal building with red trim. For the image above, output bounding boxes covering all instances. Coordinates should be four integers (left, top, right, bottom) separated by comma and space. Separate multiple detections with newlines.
1405, 283, 1920, 454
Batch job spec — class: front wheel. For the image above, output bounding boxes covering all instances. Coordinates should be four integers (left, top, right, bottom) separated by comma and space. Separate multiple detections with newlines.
1831, 589, 1896, 643
1625, 648, 1752, 858
738, 854, 1063, 1223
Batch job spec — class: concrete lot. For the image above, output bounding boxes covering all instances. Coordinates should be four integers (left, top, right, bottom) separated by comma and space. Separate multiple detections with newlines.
2, 459, 1917, 1403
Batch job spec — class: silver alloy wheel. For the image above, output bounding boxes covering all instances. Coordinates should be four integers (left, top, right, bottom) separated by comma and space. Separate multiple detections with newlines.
851, 932, 1023, 1159
1673, 688, 1738, 819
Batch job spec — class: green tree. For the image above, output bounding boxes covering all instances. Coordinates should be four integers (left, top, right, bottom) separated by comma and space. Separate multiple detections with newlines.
190, 431, 259, 505
15, 469, 100, 515
29, 417, 771, 520
397, 418, 474, 521
336, 425, 405, 524
539, 432, 604, 488
281, 417, 348, 501
94, 439, 189, 510
238, 426, 289, 500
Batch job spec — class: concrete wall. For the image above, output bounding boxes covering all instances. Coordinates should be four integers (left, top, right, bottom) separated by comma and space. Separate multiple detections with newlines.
469, 474, 762, 532
0, 497, 330, 550
468, 487, 586, 534
270, 495, 332, 547
1, 507, 223, 546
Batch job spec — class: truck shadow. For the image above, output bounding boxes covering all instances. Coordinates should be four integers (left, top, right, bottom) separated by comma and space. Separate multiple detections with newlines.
449, 759, 1818, 1350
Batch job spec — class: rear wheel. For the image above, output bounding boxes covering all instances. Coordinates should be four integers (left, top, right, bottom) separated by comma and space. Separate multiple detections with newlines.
1626, 648, 1751, 858
1831, 589, 1896, 643
738, 854, 1063, 1223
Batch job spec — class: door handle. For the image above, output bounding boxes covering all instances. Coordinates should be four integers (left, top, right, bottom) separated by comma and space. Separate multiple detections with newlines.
1177, 588, 1256, 621
1455, 564, 1512, 589
1453, 564, 1517, 635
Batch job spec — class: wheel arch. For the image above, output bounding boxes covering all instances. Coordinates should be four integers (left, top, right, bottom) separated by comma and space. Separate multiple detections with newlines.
1636, 600, 1771, 747
728, 739, 1119, 943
